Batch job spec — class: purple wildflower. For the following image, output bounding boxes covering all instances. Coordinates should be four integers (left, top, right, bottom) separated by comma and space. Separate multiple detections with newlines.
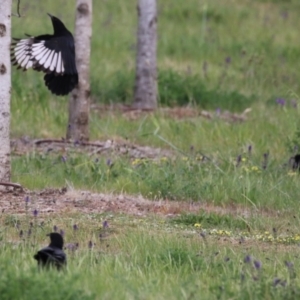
280, 11, 288, 20
200, 231, 206, 239
103, 220, 109, 229
65, 243, 79, 252
285, 261, 293, 269
225, 56, 231, 64
88, 240, 94, 249
291, 99, 297, 108
236, 154, 242, 167
73, 224, 78, 231
61, 156, 67, 163
59, 229, 65, 237
33, 209, 38, 217
254, 260, 262, 270
280, 280, 287, 287
248, 145, 252, 155
276, 98, 285, 106
25, 196, 30, 203
262, 152, 269, 170
106, 158, 113, 167
53, 225, 58, 232
244, 255, 252, 264
273, 278, 281, 287
19, 230, 23, 238
27, 228, 32, 236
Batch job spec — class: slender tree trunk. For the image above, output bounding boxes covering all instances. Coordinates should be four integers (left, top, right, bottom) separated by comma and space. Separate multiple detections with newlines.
0, 0, 12, 182
133, 0, 157, 110
66, 0, 92, 142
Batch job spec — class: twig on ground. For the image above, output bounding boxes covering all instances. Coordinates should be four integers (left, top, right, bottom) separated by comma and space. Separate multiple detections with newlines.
34, 138, 105, 148
0, 182, 24, 191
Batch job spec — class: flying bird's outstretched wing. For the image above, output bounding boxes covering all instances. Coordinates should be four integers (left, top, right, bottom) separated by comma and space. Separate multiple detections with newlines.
11, 14, 78, 96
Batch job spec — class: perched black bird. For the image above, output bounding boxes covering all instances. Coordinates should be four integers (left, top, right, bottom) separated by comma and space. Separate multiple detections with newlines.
291, 154, 300, 171
11, 14, 78, 96
34, 232, 67, 270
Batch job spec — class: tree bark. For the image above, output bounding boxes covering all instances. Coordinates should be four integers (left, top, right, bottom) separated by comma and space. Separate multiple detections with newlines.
66, 0, 92, 142
133, 0, 157, 110
0, 0, 12, 182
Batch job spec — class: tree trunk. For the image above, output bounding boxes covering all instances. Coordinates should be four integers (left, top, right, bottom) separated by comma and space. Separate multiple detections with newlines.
0, 0, 12, 182
133, 0, 157, 110
66, 0, 92, 142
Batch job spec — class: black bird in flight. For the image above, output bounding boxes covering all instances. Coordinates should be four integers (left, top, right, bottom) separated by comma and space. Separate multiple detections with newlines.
34, 232, 67, 269
11, 14, 78, 96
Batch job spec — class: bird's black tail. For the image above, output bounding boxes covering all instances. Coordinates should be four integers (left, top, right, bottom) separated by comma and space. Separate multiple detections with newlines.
44, 73, 78, 96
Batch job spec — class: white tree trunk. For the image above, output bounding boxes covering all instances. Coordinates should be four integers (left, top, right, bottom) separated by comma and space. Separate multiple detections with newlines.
133, 0, 157, 110
0, 0, 11, 182
67, 0, 92, 141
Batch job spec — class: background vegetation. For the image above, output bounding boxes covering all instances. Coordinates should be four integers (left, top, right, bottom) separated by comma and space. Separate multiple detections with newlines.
6, 0, 300, 299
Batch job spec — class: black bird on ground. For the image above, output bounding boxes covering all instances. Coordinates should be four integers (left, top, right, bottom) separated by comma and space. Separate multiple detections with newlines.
291, 154, 300, 171
34, 232, 67, 269
11, 13, 78, 96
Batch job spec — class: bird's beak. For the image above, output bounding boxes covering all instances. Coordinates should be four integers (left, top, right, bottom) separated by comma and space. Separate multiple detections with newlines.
47, 13, 53, 18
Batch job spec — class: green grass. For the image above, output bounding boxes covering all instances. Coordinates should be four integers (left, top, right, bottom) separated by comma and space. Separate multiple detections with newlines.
1, 212, 300, 299
10, 145, 300, 210
11, 103, 300, 211
8, 0, 300, 298
11, 0, 300, 109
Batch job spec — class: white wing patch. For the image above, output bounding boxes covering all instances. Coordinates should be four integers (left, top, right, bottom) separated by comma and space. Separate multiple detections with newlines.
12, 38, 33, 70
43, 50, 55, 69
50, 53, 58, 72
56, 52, 63, 73
11, 38, 65, 74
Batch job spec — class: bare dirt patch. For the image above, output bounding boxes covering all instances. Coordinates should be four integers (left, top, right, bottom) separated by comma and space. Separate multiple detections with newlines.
1, 188, 274, 219
0, 188, 203, 216
11, 137, 174, 159
92, 104, 251, 123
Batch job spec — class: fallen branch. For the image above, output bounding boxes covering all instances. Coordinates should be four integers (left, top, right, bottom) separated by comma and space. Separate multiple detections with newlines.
34, 138, 105, 148
0, 182, 24, 191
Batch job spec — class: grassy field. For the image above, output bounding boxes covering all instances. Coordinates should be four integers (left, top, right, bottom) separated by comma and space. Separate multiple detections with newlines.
5, 0, 300, 299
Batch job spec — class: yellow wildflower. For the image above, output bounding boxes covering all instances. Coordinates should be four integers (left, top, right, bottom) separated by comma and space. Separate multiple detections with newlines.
288, 171, 297, 176
132, 158, 142, 166
242, 166, 249, 172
